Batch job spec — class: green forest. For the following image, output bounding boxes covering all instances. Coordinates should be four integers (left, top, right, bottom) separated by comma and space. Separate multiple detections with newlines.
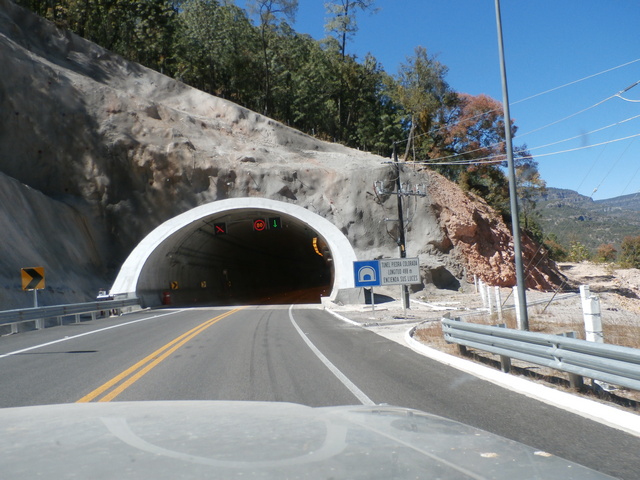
15, 0, 546, 226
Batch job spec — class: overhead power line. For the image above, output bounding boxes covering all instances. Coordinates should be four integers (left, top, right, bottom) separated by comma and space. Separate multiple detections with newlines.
399, 78, 640, 166
394, 58, 640, 149
399, 131, 640, 167
411, 111, 640, 166
515, 85, 628, 140
523, 132, 640, 160
617, 95, 640, 103
588, 135, 638, 198
526, 114, 640, 153
512, 59, 640, 106
616, 81, 640, 104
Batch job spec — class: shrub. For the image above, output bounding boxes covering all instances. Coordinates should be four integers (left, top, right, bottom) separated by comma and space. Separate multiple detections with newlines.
568, 241, 591, 262
596, 243, 617, 263
620, 235, 640, 268
543, 234, 567, 261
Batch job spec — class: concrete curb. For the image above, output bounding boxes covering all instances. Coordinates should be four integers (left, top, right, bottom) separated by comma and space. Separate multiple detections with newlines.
324, 308, 362, 326
325, 307, 640, 439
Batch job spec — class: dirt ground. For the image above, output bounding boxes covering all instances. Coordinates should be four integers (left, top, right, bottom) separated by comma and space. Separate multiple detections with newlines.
329, 261, 640, 412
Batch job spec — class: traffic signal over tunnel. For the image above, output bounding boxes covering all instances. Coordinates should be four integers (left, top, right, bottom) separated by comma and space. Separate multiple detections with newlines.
269, 217, 281, 229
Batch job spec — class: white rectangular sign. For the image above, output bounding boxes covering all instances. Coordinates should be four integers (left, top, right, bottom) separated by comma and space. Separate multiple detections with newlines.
379, 257, 421, 286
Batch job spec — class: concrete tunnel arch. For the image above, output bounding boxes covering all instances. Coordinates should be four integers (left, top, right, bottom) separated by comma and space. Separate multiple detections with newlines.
110, 198, 358, 306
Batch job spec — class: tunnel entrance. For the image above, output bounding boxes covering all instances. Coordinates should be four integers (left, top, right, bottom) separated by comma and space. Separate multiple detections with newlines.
160, 210, 333, 306
110, 198, 358, 307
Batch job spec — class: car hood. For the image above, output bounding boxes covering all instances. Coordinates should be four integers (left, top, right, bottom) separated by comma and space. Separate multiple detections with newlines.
0, 401, 615, 479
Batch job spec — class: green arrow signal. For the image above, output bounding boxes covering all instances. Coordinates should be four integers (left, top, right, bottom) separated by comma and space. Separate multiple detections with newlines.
269, 217, 281, 229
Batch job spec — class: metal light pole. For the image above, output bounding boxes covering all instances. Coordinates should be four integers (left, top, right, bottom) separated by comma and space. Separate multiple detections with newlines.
495, 0, 529, 330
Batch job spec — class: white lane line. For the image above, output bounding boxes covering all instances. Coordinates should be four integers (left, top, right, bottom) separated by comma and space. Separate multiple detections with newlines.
0, 310, 186, 360
288, 305, 374, 406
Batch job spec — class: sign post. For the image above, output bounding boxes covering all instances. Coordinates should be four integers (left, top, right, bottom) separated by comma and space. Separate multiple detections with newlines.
21, 267, 45, 307
353, 261, 381, 313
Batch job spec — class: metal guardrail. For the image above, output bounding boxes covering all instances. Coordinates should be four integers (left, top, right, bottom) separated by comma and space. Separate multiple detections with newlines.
0, 298, 140, 334
441, 317, 640, 391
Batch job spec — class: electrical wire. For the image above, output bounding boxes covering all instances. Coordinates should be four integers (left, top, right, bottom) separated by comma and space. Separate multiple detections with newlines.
389, 130, 640, 167
522, 131, 638, 285
524, 114, 640, 153
522, 141, 637, 291
616, 94, 640, 103
390, 81, 640, 167
514, 91, 619, 140
382, 63, 640, 287
589, 136, 638, 197
522, 132, 640, 160
393, 59, 640, 149
516, 80, 640, 140
512, 59, 640, 105
396, 110, 640, 167
621, 165, 640, 197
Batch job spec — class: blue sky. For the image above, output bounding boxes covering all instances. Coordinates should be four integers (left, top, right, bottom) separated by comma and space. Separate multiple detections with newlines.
239, 1, 640, 201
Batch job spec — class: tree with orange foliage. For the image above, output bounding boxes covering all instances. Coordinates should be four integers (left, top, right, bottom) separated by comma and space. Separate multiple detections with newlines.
424, 91, 545, 223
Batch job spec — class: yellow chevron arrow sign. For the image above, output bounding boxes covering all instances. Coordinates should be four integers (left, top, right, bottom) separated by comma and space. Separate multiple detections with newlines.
21, 267, 45, 291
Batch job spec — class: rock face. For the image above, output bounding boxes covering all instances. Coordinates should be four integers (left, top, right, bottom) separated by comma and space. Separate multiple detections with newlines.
0, 172, 107, 307
0, 0, 562, 309
427, 174, 563, 290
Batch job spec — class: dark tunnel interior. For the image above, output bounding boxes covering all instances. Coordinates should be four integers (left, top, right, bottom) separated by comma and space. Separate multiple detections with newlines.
153, 210, 334, 306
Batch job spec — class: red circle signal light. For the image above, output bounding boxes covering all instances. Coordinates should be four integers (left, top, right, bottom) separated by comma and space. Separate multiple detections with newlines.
253, 219, 266, 231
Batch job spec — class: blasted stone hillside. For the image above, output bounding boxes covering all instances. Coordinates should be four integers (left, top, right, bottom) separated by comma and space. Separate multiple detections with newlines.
0, 0, 563, 309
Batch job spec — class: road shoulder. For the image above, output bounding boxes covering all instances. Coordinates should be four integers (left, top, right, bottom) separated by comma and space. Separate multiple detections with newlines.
324, 302, 640, 439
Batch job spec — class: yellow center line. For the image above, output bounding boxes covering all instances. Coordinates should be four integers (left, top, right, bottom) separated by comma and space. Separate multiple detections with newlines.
76, 307, 244, 403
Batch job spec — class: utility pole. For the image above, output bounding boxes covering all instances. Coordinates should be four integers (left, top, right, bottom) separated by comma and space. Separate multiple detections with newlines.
394, 144, 410, 309
375, 144, 426, 310
495, 0, 529, 330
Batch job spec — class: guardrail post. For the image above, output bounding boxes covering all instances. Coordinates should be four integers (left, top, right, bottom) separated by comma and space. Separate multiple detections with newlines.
579, 285, 591, 304
35, 318, 44, 330
486, 284, 493, 314
495, 323, 511, 372
569, 373, 585, 390
583, 295, 603, 343
500, 355, 511, 373
558, 332, 584, 389
450, 317, 468, 355
74, 314, 81, 324
513, 287, 523, 330
479, 280, 487, 308
494, 286, 503, 321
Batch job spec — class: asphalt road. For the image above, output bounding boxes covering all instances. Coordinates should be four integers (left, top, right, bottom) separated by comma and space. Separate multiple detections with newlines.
1, 305, 639, 479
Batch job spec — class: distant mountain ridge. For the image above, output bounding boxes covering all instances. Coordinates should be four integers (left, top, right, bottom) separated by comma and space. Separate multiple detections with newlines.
595, 192, 640, 211
536, 188, 640, 252
541, 188, 640, 208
